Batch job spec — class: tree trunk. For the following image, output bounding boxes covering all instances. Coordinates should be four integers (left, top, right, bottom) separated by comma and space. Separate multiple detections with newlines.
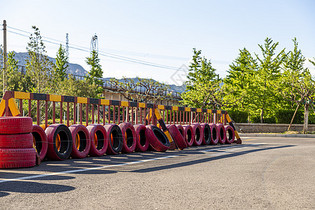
303, 104, 309, 134
260, 108, 264, 123
288, 104, 300, 131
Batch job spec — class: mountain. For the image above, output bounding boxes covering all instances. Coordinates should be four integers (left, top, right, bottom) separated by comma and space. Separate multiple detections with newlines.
2, 52, 185, 93
12, 52, 87, 77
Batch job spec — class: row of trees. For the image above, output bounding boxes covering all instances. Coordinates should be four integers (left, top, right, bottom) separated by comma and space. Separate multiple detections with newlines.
0, 26, 173, 104
0, 26, 103, 99
1, 26, 315, 131
181, 38, 315, 132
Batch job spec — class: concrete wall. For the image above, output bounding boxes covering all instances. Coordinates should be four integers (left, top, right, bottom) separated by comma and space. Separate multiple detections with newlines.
235, 123, 315, 133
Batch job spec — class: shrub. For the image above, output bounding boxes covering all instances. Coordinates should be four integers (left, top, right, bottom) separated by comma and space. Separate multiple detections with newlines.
227, 110, 248, 123
275, 110, 303, 124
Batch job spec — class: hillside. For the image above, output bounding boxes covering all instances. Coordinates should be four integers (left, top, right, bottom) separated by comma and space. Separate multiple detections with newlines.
2, 52, 186, 93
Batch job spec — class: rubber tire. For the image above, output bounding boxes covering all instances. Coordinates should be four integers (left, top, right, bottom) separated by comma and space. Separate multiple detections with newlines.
119, 122, 136, 153
200, 123, 211, 145
192, 124, 203, 146
134, 124, 149, 152
86, 124, 108, 157
70, 124, 91, 158
0, 133, 33, 148
0, 148, 36, 168
145, 125, 170, 152
225, 125, 235, 144
209, 123, 219, 145
176, 125, 184, 137
167, 124, 187, 150
105, 124, 123, 155
0, 117, 33, 134
32, 124, 48, 161
183, 125, 194, 147
216, 124, 227, 144
45, 124, 73, 161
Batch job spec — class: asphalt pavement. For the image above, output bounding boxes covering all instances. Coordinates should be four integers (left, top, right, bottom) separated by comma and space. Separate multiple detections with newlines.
0, 137, 314, 209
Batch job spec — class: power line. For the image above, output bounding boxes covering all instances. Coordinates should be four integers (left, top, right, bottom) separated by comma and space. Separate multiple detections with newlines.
7, 26, 181, 71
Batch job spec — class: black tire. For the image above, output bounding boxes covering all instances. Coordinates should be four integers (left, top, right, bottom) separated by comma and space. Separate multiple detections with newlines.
105, 124, 123, 155
145, 125, 170, 152
201, 123, 211, 145
45, 124, 73, 161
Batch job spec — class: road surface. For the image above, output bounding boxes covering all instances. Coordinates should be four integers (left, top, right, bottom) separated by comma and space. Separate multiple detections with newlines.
0, 137, 314, 209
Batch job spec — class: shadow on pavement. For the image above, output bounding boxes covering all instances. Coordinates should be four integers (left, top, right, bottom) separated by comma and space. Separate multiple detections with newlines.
0, 144, 295, 181
131, 144, 295, 173
0, 191, 10, 197
0, 181, 75, 198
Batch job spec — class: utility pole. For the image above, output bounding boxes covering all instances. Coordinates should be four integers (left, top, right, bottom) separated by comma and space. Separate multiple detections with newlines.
2, 20, 7, 93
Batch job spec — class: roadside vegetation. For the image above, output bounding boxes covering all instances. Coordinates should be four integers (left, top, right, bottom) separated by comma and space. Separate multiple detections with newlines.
1, 26, 315, 132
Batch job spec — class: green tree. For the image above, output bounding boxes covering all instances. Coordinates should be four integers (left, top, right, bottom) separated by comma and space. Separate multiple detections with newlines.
254, 38, 286, 122
85, 50, 103, 97
5, 51, 23, 91
181, 48, 221, 109
54, 44, 68, 81
25, 26, 53, 93
223, 48, 257, 118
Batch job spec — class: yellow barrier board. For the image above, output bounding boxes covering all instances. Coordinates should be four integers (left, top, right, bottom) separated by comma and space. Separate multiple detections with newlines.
14, 92, 30, 100
158, 105, 165, 110
0, 99, 5, 117
120, 101, 129, 107
77, 97, 88, 104
196, 108, 202, 113
100, 99, 110, 105
172, 106, 178, 111
8, 98, 20, 116
49, 94, 62, 102
185, 107, 191, 112
138, 103, 146, 108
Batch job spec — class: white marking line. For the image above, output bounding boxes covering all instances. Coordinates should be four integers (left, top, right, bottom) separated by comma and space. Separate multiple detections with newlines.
0, 146, 249, 184
0, 155, 179, 184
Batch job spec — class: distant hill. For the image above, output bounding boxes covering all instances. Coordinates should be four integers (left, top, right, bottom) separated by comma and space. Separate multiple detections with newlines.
1, 52, 185, 93
13, 52, 88, 77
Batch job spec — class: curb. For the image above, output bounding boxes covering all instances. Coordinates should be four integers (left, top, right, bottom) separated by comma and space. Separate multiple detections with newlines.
239, 133, 315, 138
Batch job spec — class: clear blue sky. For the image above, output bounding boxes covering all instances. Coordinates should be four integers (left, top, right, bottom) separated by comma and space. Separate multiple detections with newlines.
1, 0, 315, 85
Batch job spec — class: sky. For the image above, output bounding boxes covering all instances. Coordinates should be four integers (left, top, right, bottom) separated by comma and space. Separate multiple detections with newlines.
1, 0, 315, 85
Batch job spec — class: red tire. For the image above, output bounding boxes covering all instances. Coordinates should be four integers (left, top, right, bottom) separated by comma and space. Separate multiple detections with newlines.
32, 125, 48, 161
119, 122, 136, 153
45, 124, 73, 161
105, 124, 123, 155
86, 124, 108, 157
183, 125, 194, 147
0, 133, 33, 148
216, 124, 226, 144
0, 148, 36, 168
225, 125, 235, 144
70, 124, 91, 158
145, 125, 170, 152
209, 123, 219, 145
176, 125, 184, 137
0, 117, 33, 134
192, 124, 202, 146
200, 123, 211, 145
167, 124, 187, 150
134, 124, 149, 152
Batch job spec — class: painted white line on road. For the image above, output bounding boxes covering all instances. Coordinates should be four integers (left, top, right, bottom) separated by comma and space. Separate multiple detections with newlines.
0, 155, 179, 184
0, 145, 251, 184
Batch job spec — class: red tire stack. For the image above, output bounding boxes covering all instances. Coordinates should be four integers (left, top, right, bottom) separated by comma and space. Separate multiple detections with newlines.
0, 117, 37, 168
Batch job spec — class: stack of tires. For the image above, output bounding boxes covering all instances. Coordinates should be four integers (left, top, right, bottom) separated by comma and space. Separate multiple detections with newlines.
0, 117, 37, 168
